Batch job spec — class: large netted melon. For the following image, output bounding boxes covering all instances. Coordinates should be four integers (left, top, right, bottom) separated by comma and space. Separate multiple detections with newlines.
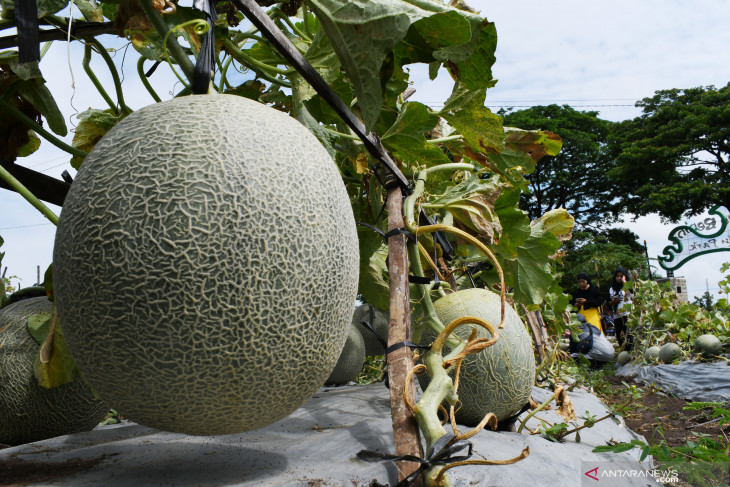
694, 334, 722, 358
418, 288, 536, 425
352, 303, 389, 356
0, 297, 108, 445
616, 350, 631, 365
53, 95, 359, 435
644, 346, 661, 362
659, 342, 682, 364
325, 324, 366, 385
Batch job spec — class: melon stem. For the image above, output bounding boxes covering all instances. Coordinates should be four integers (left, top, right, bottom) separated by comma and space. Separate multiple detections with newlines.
0, 165, 59, 226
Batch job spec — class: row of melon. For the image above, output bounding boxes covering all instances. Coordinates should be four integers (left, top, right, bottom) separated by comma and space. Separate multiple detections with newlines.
616, 334, 724, 366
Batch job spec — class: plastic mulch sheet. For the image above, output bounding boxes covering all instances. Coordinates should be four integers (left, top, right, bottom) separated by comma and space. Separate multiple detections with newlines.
616, 360, 730, 403
0, 383, 660, 487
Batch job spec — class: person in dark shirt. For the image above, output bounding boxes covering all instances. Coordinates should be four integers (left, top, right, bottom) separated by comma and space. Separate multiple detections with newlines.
571, 272, 604, 332
608, 266, 633, 348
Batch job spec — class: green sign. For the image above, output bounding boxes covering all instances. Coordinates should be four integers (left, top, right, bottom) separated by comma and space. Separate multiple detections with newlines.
658, 206, 730, 271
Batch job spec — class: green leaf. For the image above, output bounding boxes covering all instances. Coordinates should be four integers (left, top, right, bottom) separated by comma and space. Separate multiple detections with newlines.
308, 0, 496, 130
358, 226, 390, 310
441, 84, 504, 153
381, 102, 449, 166
37, 0, 68, 18
494, 189, 530, 257
428, 174, 502, 239
446, 20, 498, 91
70, 109, 120, 169
74, 0, 104, 22
33, 323, 79, 388
15, 79, 67, 136
26, 312, 52, 344
16, 130, 40, 157
531, 208, 575, 242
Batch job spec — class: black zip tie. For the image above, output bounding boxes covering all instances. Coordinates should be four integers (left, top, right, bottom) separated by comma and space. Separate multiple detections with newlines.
192, 0, 217, 94
384, 227, 417, 243
357, 434, 473, 487
16, 0, 40, 63
356, 221, 386, 238
386, 340, 430, 355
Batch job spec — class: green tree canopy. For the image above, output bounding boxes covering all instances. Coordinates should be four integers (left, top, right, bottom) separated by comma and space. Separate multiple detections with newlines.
501, 105, 616, 228
609, 83, 730, 221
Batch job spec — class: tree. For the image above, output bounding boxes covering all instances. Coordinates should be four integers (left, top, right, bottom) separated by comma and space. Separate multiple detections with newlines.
609, 84, 730, 221
501, 105, 616, 228
692, 291, 715, 311
558, 228, 650, 299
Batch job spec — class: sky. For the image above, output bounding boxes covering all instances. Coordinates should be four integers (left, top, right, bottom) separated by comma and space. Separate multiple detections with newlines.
1, 0, 730, 300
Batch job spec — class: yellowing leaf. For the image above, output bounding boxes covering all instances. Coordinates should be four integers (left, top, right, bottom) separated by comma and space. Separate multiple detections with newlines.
355, 153, 369, 174
531, 208, 575, 243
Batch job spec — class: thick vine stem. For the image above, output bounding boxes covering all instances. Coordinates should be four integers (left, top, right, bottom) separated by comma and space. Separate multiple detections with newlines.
0, 165, 59, 225
137, 57, 163, 103
413, 315, 507, 487
139, 0, 195, 82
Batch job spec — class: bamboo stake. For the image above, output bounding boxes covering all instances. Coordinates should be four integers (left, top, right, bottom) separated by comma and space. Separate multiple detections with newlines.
386, 185, 424, 484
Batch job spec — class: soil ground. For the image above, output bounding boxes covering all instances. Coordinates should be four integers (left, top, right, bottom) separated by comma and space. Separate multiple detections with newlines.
596, 372, 730, 487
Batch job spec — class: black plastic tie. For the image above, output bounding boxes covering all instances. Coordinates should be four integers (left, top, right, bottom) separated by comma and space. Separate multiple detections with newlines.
386, 340, 430, 356
192, 0, 217, 94
16, 0, 40, 63
384, 227, 417, 243
357, 434, 474, 486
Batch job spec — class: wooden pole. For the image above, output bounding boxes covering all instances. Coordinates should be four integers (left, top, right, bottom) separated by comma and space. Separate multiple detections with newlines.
386, 185, 424, 484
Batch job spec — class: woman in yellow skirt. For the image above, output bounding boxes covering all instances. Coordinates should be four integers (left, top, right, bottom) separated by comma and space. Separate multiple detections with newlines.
571, 272, 604, 332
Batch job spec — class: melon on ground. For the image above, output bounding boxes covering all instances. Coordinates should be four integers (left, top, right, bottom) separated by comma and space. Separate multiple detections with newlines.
644, 346, 661, 362
693, 334, 722, 357
325, 324, 366, 385
616, 350, 631, 365
0, 297, 108, 445
417, 288, 536, 425
659, 342, 682, 364
352, 303, 389, 356
53, 94, 359, 435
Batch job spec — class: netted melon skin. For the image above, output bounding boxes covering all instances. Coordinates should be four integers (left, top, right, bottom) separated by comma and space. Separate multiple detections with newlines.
694, 334, 722, 356
53, 95, 359, 435
418, 288, 535, 425
325, 324, 366, 385
0, 297, 108, 445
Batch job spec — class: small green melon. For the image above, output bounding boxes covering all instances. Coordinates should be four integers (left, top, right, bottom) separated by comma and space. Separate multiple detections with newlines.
644, 346, 661, 362
616, 350, 631, 365
325, 325, 366, 385
659, 342, 682, 364
418, 288, 536, 425
0, 297, 108, 446
53, 95, 359, 435
693, 334, 722, 357
352, 303, 389, 356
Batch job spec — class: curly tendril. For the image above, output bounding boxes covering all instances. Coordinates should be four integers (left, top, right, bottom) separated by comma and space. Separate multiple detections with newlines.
162, 19, 211, 88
